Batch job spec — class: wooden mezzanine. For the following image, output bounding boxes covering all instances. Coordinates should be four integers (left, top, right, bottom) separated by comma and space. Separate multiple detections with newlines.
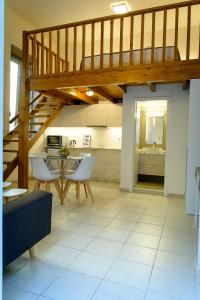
17, 0, 200, 187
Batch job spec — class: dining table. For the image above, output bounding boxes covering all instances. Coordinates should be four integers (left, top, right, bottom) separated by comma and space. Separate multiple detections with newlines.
46, 155, 82, 203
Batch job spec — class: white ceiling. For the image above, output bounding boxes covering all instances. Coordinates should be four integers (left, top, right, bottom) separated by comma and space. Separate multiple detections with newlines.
6, 0, 187, 29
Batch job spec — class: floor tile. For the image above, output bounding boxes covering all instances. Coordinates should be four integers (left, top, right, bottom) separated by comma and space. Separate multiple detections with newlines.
69, 251, 113, 278
134, 223, 163, 236
107, 219, 136, 231
159, 236, 194, 256
5, 261, 62, 294
127, 232, 160, 249
145, 291, 178, 300
84, 215, 112, 226
140, 215, 165, 226
105, 258, 151, 290
116, 212, 141, 222
92, 280, 145, 300
72, 223, 103, 237
118, 244, 156, 266
57, 232, 94, 250
3, 283, 38, 300
85, 238, 123, 257
43, 269, 101, 300
52, 219, 80, 231
98, 227, 131, 243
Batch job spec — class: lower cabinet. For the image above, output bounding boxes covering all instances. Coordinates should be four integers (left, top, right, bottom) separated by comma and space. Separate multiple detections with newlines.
69, 148, 121, 182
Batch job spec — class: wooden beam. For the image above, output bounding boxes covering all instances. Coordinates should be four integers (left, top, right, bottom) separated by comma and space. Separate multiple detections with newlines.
148, 82, 156, 92
118, 85, 127, 93
3, 156, 19, 181
29, 61, 200, 90
90, 87, 114, 102
42, 89, 73, 104
60, 89, 98, 104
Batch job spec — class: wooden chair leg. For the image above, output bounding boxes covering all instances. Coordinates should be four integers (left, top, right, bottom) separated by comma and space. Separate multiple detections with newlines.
46, 182, 50, 192
63, 180, 71, 200
54, 180, 62, 204
83, 183, 88, 198
85, 181, 95, 202
77, 181, 80, 205
29, 246, 35, 258
33, 180, 40, 191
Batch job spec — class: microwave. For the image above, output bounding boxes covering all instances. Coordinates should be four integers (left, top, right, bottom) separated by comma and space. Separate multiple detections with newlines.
47, 135, 62, 146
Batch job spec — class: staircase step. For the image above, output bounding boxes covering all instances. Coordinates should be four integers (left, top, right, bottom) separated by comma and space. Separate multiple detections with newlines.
29, 115, 50, 118
4, 139, 19, 143
3, 161, 11, 164
29, 130, 38, 133
29, 122, 44, 126
3, 149, 18, 153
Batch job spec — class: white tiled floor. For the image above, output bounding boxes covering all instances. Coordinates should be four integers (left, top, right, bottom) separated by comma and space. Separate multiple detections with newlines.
3, 180, 199, 300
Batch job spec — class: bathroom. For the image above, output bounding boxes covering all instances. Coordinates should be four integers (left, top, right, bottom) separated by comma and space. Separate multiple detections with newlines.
134, 100, 168, 192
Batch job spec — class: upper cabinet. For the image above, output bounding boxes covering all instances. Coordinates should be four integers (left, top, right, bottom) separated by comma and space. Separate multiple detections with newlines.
50, 103, 122, 127
107, 103, 122, 127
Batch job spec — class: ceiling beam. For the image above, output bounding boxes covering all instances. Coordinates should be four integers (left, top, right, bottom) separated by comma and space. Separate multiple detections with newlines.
42, 89, 73, 104
61, 89, 98, 104
118, 85, 127, 93
148, 82, 156, 92
90, 87, 114, 102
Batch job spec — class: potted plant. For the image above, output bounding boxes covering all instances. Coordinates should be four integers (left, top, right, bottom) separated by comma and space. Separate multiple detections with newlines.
57, 145, 70, 157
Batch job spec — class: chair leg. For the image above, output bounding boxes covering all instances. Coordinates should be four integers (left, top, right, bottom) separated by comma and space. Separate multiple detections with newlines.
54, 180, 62, 204
85, 181, 95, 202
63, 180, 71, 200
77, 181, 80, 205
46, 182, 50, 192
29, 246, 35, 258
83, 183, 88, 198
33, 180, 40, 191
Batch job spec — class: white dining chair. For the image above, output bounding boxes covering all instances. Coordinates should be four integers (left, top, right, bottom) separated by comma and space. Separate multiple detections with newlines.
79, 152, 92, 158
63, 156, 96, 204
29, 155, 62, 200
30, 152, 61, 175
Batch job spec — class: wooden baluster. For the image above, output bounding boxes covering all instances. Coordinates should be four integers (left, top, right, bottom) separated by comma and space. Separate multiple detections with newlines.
162, 9, 167, 63
174, 7, 179, 62
54, 54, 56, 73
49, 30, 52, 73
65, 28, 68, 72
91, 22, 95, 70
151, 11, 155, 64
32, 33, 36, 75
82, 24, 85, 71
57, 29, 60, 73
73, 26, 77, 72
100, 20, 104, 69
62, 59, 65, 72
45, 49, 48, 74
41, 32, 44, 75
25, 35, 29, 76
186, 4, 191, 61
140, 14, 144, 64
119, 17, 124, 66
129, 16, 134, 65
36, 42, 40, 75
199, 23, 200, 60
110, 19, 113, 68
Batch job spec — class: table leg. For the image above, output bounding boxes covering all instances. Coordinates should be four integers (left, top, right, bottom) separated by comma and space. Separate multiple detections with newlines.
60, 160, 64, 204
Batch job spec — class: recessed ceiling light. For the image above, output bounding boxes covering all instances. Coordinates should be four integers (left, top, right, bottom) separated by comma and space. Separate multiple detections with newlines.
111, 1, 129, 14
86, 90, 94, 97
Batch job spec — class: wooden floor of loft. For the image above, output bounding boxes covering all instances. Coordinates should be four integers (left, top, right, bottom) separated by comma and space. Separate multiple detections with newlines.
27, 60, 200, 92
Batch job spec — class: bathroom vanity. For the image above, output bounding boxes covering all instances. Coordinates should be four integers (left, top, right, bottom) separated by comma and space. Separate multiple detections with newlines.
138, 151, 165, 176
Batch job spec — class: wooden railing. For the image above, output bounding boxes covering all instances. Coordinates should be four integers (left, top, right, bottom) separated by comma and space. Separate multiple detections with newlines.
24, 0, 200, 77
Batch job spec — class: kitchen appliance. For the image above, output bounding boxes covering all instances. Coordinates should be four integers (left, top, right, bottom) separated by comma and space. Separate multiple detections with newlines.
47, 135, 62, 146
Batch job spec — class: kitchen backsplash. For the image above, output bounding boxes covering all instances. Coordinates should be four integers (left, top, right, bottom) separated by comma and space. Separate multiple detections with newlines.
45, 127, 122, 149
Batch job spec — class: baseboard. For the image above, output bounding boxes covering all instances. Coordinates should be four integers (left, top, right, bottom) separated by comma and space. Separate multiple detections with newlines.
166, 193, 184, 198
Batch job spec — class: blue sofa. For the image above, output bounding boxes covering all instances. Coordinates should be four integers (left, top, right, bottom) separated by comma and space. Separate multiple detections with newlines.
3, 191, 52, 268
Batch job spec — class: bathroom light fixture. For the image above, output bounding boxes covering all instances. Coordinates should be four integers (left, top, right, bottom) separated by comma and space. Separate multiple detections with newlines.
86, 90, 94, 97
111, 1, 129, 14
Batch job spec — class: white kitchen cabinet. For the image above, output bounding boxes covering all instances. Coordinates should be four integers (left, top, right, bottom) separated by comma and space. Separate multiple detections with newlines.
107, 103, 122, 127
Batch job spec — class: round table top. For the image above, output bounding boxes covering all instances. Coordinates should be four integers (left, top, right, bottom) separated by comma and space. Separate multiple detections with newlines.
3, 188, 28, 197
3, 182, 12, 189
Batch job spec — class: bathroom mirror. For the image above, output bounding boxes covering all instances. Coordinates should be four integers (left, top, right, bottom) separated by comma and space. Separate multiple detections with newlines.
145, 116, 164, 145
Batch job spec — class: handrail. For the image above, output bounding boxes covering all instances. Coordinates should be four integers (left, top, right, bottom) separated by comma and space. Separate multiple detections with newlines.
9, 93, 42, 124
26, 0, 200, 34
23, 0, 200, 77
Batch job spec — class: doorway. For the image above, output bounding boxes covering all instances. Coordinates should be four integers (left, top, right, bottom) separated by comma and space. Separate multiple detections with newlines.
134, 100, 168, 192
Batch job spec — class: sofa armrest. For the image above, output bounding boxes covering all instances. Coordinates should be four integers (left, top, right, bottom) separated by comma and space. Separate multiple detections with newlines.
3, 191, 52, 268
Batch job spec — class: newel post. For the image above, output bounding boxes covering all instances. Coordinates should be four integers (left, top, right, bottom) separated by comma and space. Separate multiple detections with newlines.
18, 31, 29, 188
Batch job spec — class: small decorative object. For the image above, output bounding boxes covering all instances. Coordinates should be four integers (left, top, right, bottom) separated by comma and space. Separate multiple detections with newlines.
83, 135, 91, 147
57, 145, 70, 157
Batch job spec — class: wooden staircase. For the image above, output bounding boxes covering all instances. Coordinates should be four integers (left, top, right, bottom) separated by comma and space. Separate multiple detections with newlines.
3, 93, 65, 181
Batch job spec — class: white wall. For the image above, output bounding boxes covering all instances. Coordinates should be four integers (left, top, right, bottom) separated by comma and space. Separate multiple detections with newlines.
186, 79, 200, 214
120, 84, 189, 195
4, 6, 34, 135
